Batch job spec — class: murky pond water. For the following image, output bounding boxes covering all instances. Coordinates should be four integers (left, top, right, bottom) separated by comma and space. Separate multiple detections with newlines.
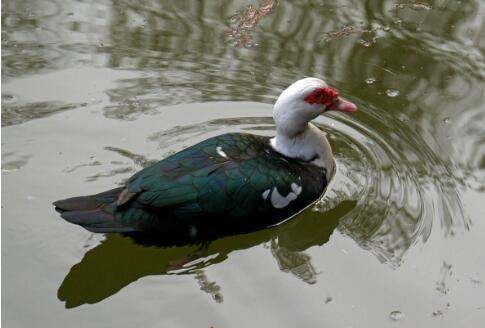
2, 0, 485, 327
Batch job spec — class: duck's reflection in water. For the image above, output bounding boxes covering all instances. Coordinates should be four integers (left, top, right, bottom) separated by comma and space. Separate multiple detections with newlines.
58, 200, 355, 308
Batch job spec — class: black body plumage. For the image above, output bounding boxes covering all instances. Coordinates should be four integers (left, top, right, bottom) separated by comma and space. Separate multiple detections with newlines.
54, 133, 328, 237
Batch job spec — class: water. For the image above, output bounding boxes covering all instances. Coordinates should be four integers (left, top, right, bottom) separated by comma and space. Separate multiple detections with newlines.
2, 0, 485, 327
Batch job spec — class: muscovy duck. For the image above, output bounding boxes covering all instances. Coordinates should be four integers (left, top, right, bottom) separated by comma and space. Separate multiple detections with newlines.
54, 77, 357, 237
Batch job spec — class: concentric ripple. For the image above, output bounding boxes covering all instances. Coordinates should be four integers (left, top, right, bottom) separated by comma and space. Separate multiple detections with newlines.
141, 107, 468, 268
318, 108, 468, 267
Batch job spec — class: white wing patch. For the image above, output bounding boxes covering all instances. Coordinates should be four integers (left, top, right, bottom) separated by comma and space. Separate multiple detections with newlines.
291, 183, 302, 195
262, 189, 271, 200
264, 183, 303, 209
216, 146, 228, 158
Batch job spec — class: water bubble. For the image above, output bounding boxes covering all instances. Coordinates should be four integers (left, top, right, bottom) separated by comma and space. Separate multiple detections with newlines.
432, 310, 443, 317
470, 277, 482, 285
3, 94, 14, 101
443, 117, 450, 124
365, 77, 376, 84
389, 310, 403, 321
386, 89, 400, 97
2, 164, 20, 173
436, 261, 452, 295
398, 114, 409, 122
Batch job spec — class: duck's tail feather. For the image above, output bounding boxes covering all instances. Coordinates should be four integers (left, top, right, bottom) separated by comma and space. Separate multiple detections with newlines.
60, 209, 136, 233
53, 187, 124, 212
54, 187, 136, 233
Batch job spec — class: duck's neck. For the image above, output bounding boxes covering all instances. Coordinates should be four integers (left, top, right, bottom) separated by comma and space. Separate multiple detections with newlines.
270, 123, 335, 180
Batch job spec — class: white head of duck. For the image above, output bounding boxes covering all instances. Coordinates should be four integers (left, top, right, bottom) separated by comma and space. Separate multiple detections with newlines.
271, 77, 357, 180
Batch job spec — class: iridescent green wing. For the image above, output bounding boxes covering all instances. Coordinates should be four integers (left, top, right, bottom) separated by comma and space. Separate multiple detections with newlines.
110, 134, 241, 228
111, 133, 326, 230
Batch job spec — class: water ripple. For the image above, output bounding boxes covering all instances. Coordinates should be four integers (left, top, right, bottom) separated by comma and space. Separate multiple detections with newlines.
141, 110, 468, 267
320, 110, 467, 266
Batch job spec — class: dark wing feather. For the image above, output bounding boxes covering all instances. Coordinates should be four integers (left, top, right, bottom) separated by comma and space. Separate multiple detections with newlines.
108, 133, 327, 233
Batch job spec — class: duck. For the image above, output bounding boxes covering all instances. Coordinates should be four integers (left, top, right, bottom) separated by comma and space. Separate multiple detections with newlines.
53, 77, 357, 238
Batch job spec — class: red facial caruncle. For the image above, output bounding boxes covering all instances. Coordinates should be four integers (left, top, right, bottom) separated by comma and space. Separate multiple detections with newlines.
304, 86, 339, 108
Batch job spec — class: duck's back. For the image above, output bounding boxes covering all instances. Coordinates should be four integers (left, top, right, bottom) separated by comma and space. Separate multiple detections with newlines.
55, 133, 328, 236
